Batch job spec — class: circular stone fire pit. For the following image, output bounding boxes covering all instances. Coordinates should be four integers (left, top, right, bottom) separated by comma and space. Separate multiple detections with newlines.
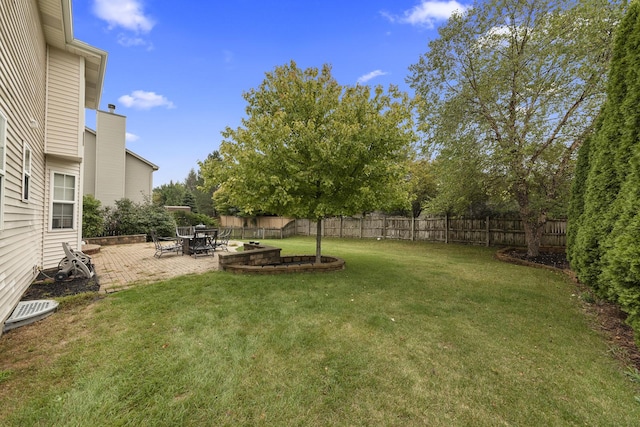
218, 243, 345, 274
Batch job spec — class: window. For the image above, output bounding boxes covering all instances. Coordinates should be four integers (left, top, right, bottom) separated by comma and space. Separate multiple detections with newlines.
51, 173, 76, 229
0, 110, 6, 229
22, 142, 31, 201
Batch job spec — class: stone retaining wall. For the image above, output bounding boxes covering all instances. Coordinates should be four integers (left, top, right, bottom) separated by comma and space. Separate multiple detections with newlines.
218, 243, 345, 274
218, 244, 282, 269
84, 234, 147, 246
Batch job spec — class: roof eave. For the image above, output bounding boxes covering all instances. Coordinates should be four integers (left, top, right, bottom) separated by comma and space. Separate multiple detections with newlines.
126, 149, 160, 171
40, 0, 108, 110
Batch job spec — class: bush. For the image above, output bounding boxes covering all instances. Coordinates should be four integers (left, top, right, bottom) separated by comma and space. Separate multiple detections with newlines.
103, 198, 176, 238
172, 210, 218, 228
82, 195, 104, 238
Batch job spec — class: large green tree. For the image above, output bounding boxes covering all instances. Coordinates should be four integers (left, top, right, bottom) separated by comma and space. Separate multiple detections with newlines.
152, 181, 187, 207
407, 158, 438, 218
188, 151, 221, 217
202, 61, 416, 262
408, 0, 622, 256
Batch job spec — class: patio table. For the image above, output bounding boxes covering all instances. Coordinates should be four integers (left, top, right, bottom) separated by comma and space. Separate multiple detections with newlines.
184, 229, 218, 257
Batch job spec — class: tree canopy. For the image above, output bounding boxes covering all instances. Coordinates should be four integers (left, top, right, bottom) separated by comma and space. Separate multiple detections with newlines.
408, 0, 623, 255
202, 61, 416, 261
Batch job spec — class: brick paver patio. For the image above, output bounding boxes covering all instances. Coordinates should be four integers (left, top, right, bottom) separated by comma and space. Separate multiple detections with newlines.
91, 242, 238, 293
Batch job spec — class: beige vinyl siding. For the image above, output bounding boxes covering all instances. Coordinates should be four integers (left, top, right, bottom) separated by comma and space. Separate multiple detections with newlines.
43, 158, 81, 268
44, 47, 83, 160
0, 0, 48, 325
95, 110, 126, 206
125, 153, 155, 203
83, 129, 97, 196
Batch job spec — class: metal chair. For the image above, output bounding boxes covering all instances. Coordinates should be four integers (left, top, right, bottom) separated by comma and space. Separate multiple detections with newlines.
151, 230, 183, 258
215, 228, 231, 251
191, 229, 217, 258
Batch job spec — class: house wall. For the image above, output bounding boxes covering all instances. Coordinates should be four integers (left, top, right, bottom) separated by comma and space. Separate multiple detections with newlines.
125, 152, 154, 204
42, 47, 85, 269
95, 110, 126, 206
42, 158, 83, 268
83, 130, 97, 196
44, 48, 83, 160
0, 0, 48, 325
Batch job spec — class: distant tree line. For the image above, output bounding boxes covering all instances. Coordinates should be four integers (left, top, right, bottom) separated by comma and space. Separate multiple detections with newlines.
152, 151, 220, 217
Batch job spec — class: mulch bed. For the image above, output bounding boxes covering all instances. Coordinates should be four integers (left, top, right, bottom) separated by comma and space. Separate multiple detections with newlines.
501, 248, 640, 371
22, 269, 100, 300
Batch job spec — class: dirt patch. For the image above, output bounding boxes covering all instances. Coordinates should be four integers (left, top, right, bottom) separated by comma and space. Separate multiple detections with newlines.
500, 248, 640, 371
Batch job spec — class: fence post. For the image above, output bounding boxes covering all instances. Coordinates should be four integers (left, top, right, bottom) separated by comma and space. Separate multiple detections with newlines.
383, 215, 387, 239
445, 213, 449, 244
412, 217, 415, 241
486, 216, 490, 247
360, 217, 363, 239
340, 216, 343, 238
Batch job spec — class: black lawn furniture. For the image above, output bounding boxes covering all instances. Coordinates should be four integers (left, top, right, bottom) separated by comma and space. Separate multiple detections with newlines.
55, 242, 95, 281
214, 228, 231, 251
190, 228, 218, 258
151, 229, 183, 258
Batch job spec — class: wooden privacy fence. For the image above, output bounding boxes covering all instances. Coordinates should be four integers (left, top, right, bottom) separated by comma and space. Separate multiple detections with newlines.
293, 215, 567, 248
223, 215, 566, 248
227, 220, 298, 241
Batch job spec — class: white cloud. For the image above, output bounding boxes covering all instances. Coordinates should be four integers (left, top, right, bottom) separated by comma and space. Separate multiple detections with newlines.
126, 132, 140, 142
93, 0, 155, 33
117, 34, 154, 50
118, 90, 175, 110
383, 1, 467, 28
476, 25, 528, 49
357, 70, 388, 84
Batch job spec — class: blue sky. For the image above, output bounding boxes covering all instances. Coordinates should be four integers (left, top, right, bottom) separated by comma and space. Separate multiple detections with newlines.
71, 0, 468, 187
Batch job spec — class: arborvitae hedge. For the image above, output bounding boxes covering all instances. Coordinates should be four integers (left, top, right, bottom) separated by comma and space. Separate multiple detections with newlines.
570, 103, 622, 293
566, 119, 597, 267
568, 0, 640, 343
599, 1, 640, 336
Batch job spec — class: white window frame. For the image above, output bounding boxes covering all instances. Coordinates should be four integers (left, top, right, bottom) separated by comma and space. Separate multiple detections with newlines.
22, 141, 32, 202
0, 110, 6, 230
50, 172, 77, 231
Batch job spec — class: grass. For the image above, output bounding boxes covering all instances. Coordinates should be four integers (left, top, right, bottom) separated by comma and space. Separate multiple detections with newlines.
1, 237, 639, 426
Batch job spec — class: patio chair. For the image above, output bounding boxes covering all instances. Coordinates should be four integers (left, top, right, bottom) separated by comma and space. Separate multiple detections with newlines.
151, 229, 182, 258
192, 228, 217, 258
176, 225, 194, 241
215, 228, 231, 251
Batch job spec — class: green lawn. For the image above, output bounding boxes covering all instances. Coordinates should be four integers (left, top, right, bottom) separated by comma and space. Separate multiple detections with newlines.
1, 238, 639, 426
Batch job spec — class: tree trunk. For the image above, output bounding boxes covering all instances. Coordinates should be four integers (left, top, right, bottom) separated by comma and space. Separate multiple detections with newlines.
519, 204, 547, 257
315, 219, 322, 264
516, 188, 547, 257
522, 219, 545, 257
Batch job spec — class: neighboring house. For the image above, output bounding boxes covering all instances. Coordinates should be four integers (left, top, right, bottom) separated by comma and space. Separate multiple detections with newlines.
83, 107, 158, 207
0, 0, 107, 329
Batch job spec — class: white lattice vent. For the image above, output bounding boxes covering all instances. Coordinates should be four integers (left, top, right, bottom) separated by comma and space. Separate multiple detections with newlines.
3, 300, 59, 332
